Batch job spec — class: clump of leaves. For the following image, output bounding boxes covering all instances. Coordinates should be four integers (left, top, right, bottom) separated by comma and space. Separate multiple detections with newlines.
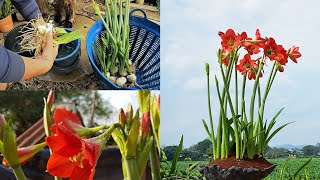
160, 135, 205, 180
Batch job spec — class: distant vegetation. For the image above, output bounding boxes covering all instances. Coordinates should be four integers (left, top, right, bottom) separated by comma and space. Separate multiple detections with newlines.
162, 138, 320, 162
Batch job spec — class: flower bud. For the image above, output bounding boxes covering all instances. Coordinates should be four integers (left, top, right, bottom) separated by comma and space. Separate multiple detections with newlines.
118, 108, 126, 128
2, 142, 46, 167
205, 63, 210, 75
47, 90, 55, 107
140, 112, 151, 137
125, 103, 133, 126
0, 115, 6, 141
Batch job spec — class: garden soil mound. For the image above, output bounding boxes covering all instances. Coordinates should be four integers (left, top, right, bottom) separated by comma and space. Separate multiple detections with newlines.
199, 155, 276, 180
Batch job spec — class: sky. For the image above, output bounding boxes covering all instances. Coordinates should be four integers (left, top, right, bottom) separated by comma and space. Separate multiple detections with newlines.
99, 91, 159, 124
161, 0, 320, 148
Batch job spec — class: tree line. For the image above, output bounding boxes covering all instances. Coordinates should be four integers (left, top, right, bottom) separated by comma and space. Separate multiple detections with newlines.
162, 139, 320, 161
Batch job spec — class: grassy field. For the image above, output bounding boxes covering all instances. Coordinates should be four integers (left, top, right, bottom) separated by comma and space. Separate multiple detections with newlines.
170, 158, 320, 179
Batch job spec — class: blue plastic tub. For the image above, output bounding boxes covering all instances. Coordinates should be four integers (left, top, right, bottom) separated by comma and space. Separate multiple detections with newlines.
86, 8, 160, 90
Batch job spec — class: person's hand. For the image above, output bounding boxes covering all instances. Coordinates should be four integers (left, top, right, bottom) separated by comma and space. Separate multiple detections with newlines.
20, 31, 59, 80
34, 31, 59, 72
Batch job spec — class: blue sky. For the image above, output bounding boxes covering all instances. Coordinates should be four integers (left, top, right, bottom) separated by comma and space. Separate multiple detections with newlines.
161, 0, 320, 148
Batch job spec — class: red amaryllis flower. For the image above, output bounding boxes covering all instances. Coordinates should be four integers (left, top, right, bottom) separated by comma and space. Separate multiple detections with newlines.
243, 41, 260, 55
288, 46, 301, 63
2, 142, 47, 167
263, 38, 288, 65
51, 108, 85, 135
46, 124, 104, 180
219, 29, 241, 52
236, 54, 259, 80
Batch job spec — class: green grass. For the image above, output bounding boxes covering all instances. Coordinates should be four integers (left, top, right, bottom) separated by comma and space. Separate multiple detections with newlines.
166, 158, 320, 179
265, 158, 320, 179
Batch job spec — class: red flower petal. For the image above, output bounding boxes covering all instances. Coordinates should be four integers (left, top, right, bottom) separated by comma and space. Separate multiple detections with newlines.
82, 138, 102, 166
70, 159, 94, 180
46, 124, 82, 156
54, 109, 83, 130
46, 153, 76, 178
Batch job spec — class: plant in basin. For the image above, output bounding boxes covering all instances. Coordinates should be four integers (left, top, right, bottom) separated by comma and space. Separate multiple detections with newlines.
92, 0, 138, 88
200, 29, 301, 180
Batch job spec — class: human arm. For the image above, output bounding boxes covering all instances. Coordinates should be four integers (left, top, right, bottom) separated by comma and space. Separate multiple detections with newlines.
10, 0, 42, 20
0, 32, 58, 83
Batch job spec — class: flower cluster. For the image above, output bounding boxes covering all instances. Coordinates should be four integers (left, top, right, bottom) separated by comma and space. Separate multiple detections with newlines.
218, 29, 301, 79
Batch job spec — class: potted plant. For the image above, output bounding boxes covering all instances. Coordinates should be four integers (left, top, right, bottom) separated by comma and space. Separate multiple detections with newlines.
199, 29, 302, 180
0, 0, 14, 32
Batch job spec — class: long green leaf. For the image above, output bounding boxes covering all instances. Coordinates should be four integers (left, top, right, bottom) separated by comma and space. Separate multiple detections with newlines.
279, 158, 290, 180
170, 135, 183, 175
202, 119, 211, 140
266, 122, 292, 145
291, 158, 312, 179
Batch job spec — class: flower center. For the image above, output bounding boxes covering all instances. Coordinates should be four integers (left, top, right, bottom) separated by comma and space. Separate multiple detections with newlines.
227, 38, 234, 46
267, 48, 274, 55
69, 151, 86, 168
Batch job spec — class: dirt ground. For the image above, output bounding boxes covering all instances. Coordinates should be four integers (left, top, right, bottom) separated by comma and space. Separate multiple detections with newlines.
1, 0, 160, 90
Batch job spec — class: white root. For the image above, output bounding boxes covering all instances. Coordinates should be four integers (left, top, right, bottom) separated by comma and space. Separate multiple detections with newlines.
17, 17, 55, 57
116, 77, 127, 87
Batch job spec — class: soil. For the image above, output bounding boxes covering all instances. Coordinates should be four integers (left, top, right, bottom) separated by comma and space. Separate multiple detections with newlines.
208, 155, 274, 170
199, 155, 276, 180
7, 73, 103, 90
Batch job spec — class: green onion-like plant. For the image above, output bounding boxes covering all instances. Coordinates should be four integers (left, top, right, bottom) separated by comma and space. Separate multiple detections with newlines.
202, 28, 302, 160
93, 0, 137, 87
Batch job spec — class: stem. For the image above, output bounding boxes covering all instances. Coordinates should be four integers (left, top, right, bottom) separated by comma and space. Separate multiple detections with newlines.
256, 62, 277, 155
220, 58, 241, 159
206, 70, 216, 159
235, 64, 239, 116
11, 166, 27, 180
247, 62, 264, 158
124, 157, 140, 180
149, 143, 160, 180
240, 74, 247, 123
89, 125, 109, 133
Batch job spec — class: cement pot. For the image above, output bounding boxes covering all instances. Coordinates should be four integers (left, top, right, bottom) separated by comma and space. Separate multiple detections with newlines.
199, 155, 276, 180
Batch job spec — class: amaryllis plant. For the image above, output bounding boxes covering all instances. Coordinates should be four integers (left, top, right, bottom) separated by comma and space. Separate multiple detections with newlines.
0, 90, 160, 180
203, 28, 301, 160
